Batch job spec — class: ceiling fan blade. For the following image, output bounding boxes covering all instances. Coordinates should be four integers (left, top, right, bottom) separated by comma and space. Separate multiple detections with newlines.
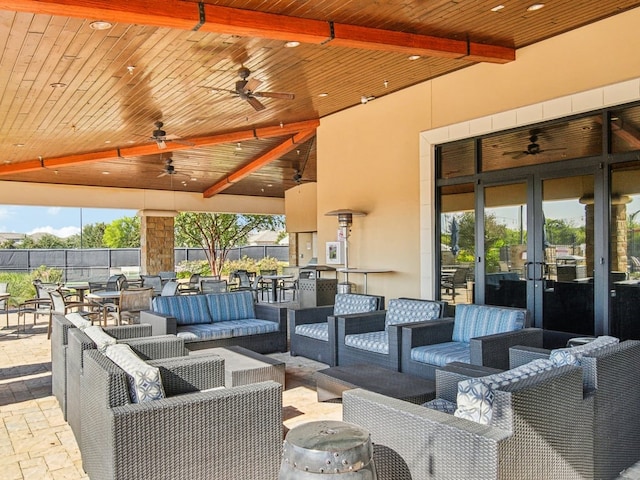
209, 87, 237, 95
511, 151, 529, 160
253, 91, 295, 100
156, 140, 167, 149
503, 150, 526, 156
244, 77, 262, 93
157, 171, 168, 178
540, 147, 567, 153
246, 96, 266, 111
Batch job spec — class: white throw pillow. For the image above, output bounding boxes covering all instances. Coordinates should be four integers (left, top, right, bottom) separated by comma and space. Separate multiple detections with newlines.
83, 325, 116, 353
550, 335, 619, 367
66, 312, 92, 330
105, 344, 165, 403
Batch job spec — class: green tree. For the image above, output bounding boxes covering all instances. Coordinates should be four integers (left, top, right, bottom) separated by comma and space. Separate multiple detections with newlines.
103, 216, 140, 248
545, 218, 585, 246
175, 213, 284, 275
82, 222, 108, 248
32, 233, 68, 249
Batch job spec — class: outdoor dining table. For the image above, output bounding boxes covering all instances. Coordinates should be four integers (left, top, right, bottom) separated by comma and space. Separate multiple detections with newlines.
62, 282, 91, 302
261, 274, 293, 303
86, 290, 122, 325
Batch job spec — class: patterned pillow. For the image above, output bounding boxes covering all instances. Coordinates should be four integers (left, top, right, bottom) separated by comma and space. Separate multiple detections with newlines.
105, 344, 166, 403
385, 299, 442, 328
334, 294, 379, 316
454, 358, 555, 425
550, 335, 619, 367
82, 325, 116, 353
66, 312, 92, 330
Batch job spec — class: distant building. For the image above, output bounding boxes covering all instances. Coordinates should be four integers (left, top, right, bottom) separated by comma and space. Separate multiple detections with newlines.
247, 231, 288, 246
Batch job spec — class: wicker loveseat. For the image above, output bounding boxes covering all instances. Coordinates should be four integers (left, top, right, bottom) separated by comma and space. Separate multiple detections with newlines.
335, 298, 446, 370
80, 349, 283, 480
401, 303, 541, 379
510, 337, 640, 479
288, 293, 385, 365
343, 360, 592, 479
140, 290, 287, 353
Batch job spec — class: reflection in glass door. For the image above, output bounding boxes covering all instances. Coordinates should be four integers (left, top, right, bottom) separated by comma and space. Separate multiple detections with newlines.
541, 175, 594, 335
483, 183, 528, 310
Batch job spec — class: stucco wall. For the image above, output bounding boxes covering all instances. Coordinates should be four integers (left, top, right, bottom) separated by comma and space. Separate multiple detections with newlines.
315, 6, 640, 300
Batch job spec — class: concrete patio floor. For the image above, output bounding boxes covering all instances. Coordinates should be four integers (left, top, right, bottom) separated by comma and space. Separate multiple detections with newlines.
0, 311, 341, 479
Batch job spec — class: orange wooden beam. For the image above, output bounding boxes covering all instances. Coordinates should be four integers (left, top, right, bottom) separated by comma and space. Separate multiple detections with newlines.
0, 119, 320, 175
1, 1, 514, 63
204, 129, 316, 197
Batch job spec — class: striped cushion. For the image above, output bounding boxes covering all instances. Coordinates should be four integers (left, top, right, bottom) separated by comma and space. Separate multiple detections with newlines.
177, 323, 236, 342
152, 294, 211, 326
385, 299, 442, 328
205, 291, 255, 322
410, 341, 471, 366
333, 294, 379, 316
230, 319, 279, 337
345, 331, 389, 354
452, 304, 525, 343
295, 322, 329, 341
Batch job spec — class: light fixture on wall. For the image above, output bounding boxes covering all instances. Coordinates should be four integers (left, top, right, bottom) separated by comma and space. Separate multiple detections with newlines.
325, 209, 367, 290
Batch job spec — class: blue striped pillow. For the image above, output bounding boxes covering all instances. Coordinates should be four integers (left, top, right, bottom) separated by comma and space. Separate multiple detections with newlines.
452, 305, 525, 343
152, 295, 211, 325
205, 291, 255, 322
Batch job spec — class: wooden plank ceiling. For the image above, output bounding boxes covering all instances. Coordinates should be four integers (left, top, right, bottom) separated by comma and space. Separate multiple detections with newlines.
0, 0, 638, 198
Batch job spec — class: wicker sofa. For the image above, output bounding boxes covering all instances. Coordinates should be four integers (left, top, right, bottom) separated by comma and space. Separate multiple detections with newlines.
288, 293, 385, 365
343, 361, 592, 479
51, 313, 160, 419
140, 290, 287, 353
400, 303, 541, 379
510, 337, 640, 480
80, 349, 283, 480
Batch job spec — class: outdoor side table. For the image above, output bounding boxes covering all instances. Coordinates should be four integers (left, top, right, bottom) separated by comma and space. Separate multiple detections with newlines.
279, 420, 377, 479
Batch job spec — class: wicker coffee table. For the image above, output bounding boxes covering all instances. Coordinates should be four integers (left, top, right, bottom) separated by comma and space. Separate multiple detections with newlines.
190, 345, 285, 387
315, 364, 435, 404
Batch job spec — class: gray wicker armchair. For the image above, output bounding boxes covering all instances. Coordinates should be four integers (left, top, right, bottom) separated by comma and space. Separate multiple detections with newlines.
50, 314, 157, 420
288, 293, 385, 366
65, 325, 187, 447
80, 350, 283, 480
335, 298, 446, 370
510, 339, 640, 480
343, 363, 592, 480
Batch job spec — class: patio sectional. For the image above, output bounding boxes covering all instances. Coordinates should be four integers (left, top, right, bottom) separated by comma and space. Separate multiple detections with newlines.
140, 290, 287, 353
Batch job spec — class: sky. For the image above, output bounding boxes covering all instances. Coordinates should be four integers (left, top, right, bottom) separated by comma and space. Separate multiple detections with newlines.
0, 205, 136, 237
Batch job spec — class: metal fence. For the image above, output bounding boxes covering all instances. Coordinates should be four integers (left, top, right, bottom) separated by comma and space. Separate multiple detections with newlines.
0, 246, 289, 281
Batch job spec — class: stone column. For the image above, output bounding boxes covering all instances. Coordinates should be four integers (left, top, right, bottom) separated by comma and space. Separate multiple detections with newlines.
139, 210, 177, 275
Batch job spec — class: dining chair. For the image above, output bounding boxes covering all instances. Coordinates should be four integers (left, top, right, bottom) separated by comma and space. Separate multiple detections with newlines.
140, 275, 163, 295
200, 279, 228, 294
107, 287, 154, 325
0, 282, 9, 327
48, 289, 101, 338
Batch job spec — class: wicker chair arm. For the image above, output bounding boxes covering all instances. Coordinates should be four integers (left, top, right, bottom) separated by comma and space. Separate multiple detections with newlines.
470, 328, 543, 370
288, 305, 335, 327
254, 303, 287, 331
337, 311, 387, 336
104, 324, 153, 339
508, 345, 551, 368
139, 310, 177, 336
401, 318, 454, 348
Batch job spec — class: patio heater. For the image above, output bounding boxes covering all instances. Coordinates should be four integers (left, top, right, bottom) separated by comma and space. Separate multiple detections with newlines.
325, 209, 366, 293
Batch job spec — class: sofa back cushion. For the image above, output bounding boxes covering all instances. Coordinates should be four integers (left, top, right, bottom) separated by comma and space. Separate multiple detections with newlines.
105, 343, 165, 403
385, 298, 443, 328
83, 325, 117, 353
205, 291, 255, 322
452, 304, 526, 343
550, 335, 619, 367
333, 293, 380, 316
454, 358, 556, 425
152, 294, 211, 326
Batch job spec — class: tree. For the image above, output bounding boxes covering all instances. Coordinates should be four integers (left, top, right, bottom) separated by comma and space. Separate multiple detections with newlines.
103, 216, 140, 248
81, 222, 108, 248
175, 213, 284, 275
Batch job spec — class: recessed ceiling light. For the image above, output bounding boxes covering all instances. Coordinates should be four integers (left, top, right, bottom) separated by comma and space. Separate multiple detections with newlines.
191, 177, 197, 181
491, 5, 505, 12
527, 3, 545, 11
13, 143, 25, 147
408, 55, 421, 61
104, 140, 111, 144
89, 20, 113, 30
101, 171, 110, 175
50, 82, 67, 88
235, 143, 242, 151
267, 184, 273, 187
318, 92, 329, 97
284, 41, 300, 48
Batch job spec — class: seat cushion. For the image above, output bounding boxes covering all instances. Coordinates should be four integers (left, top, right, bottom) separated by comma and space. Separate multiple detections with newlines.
452, 304, 525, 343
385, 299, 442, 328
152, 294, 211, 326
410, 341, 471, 367
205, 291, 255, 322
345, 331, 389, 354
176, 319, 278, 342
295, 322, 329, 341
333, 294, 379, 316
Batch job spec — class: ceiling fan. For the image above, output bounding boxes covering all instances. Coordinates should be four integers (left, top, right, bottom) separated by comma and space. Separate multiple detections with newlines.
211, 67, 295, 112
147, 121, 193, 149
503, 128, 567, 159
292, 138, 314, 184
157, 157, 188, 178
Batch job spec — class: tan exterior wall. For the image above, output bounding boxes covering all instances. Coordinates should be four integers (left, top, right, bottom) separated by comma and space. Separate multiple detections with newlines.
313, 6, 640, 301
284, 183, 317, 233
